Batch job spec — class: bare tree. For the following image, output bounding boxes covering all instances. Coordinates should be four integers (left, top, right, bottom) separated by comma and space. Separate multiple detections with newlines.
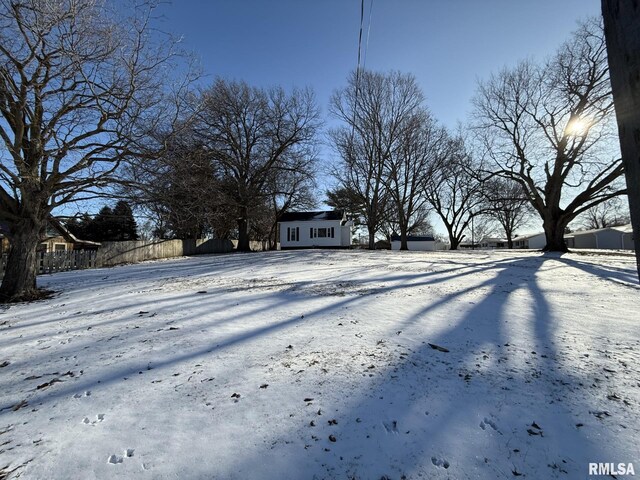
330, 70, 423, 249
601, 0, 640, 280
193, 79, 320, 252
481, 178, 532, 248
473, 18, 625, 252
266, 163, 316, 249
384, 111, 444, 250
578, 196, 629, 230
0, 0, 184, 301
380, 204, 433, 241
470, 215, 500, 247
424, 135, 486, 250
124, 126, 216, 239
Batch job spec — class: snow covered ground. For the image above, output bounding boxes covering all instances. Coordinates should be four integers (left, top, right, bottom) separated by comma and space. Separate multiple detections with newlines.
1, 249, 638, 479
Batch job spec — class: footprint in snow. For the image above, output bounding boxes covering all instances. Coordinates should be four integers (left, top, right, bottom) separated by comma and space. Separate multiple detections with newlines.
72, 391, 91, 399
82, 414, 105, 425
479, 417, 499, 432
382, 421, 399, 434
107, 449, 134, 465
431, 456, 450, 469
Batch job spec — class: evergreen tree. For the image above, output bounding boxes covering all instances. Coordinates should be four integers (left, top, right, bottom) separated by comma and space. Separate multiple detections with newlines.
90, 206, 115, 241
112, 201, 139, 240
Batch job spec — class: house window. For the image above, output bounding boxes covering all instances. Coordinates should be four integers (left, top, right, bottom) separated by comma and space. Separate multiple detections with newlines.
287, 227, 299, 242
309, 227, 335, 239
54, 244, 66, 252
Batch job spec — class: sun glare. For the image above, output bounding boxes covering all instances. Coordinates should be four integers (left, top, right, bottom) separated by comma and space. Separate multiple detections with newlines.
565, 117, 591, 137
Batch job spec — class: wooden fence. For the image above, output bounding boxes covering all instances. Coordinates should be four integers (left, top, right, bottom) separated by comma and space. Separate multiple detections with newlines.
1, 250, 98, 276
0, 237, 270, 277
97, 238, 234, 267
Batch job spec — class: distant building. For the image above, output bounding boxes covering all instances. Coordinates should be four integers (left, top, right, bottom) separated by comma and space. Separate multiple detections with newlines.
478, 237, 508, 249
390, 234, 436, 251
0, 218, 100, 255
564, 224, 634, 250
278, 210, 352, 250
512, 232, 547, 249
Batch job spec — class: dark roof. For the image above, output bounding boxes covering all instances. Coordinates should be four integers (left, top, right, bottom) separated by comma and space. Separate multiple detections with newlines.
390, 234, 435, 242
0, 218, 71, 239
278, 210, 344, 222
0, 218, 100, 246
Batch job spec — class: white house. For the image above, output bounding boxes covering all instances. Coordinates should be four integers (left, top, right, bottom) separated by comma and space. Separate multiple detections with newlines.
565, 224, 635, 250
278, 210, 352, 249
512, 232, 547, 249
478, 237, 508, 249
390, 234, 436, 251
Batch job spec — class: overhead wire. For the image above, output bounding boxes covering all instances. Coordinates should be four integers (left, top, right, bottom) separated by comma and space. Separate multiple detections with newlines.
349, 0, 372, 156
356, 0, 365, 75
363, 0, 374, 70
351, 0, 365, 134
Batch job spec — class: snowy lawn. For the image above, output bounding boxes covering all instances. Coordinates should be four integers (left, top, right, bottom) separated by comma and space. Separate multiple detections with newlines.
1, 249, 638, 479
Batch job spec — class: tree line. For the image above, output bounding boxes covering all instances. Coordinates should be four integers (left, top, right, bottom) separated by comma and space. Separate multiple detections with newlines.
67, 201, 139, 242
0, 0, 637, 302
326, 16, 626, 252
124, 79, 320, 251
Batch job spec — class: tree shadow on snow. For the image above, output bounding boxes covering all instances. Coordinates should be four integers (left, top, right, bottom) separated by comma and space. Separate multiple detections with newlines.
1, 252, 630, 479
230, 255, 623, 479
556, 255, 639, 287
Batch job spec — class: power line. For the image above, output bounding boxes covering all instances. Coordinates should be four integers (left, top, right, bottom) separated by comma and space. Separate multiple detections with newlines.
363, 0, 374, 70
350, 0, 370, 150
356, 0, 365, 74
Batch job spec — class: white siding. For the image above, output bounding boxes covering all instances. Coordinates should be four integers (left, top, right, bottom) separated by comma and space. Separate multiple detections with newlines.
391, 240, 436, 251
572, 233, 597, 249
280, 220, 347, 248
570, 229, 629, 250
340, 224, 351, 247
527, 233, 547, 249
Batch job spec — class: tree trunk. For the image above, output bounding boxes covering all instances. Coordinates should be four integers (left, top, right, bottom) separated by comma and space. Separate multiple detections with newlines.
503, 217, 514, 249
542, 215, 569, 252
0, 221, 43, 302
268, 221, 278, 250
400, 233, 408, 251
449, 231, 460, 250
367, 226, 376, 250
398, 209, 409, 250
602, 0, 640, 281
237, 217, 251, 252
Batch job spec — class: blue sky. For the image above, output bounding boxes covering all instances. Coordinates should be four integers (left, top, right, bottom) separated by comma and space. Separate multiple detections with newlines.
157, 0, 601, 130
151, 1, 602, 235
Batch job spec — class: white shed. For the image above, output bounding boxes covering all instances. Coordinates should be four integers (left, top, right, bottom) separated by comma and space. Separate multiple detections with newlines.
390, 234, 436, 251
278, 210, 352, 249
613, 224, 635, 250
